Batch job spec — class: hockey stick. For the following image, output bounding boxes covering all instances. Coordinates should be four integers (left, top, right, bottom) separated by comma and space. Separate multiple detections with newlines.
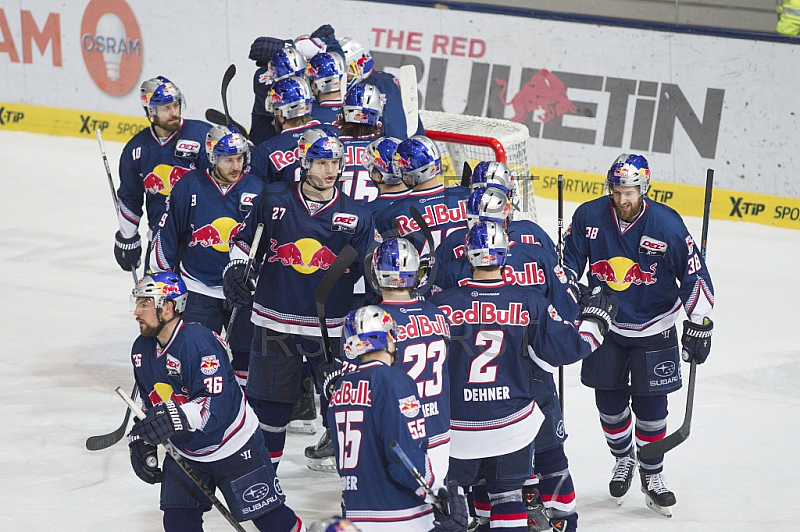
316, 245, 359, 364
86, 383, 139, 450
409, 206, 439, 297
115, 387, 247, 532
557, 174, 565, 414
97, 129, 139, 286
399, 64, 419, 138
221, 64, 236, 125
638, 168, 713, 460
204, 108, 249, 138
390, 441, 447, 515
460, 162, 472, 188
225, 223, 264, 344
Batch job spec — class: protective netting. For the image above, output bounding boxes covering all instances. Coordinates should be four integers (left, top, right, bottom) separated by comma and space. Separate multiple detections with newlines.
421, 110, 537, 222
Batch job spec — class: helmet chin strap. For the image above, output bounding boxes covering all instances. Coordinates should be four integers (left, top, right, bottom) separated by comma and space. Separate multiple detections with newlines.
154, 307, 179, 339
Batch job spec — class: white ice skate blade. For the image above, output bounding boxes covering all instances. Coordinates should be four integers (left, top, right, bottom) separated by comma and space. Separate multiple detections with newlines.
306, 458, 338, 474
644, 494, 673, 517
615, 493, 628, 506
287, 420, 317, 434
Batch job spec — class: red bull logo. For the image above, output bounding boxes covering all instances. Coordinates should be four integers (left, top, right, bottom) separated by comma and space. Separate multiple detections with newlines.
306, 64, 319, 78
590, 257, 657, 291
148, 382, 189, 406
398, 395, 421, 418
495, 69, 577, 124
143, 164, 190, 195
267, 238, 340, 274
200, 355, 220, 376
394, 153, 412, 170
188, 217, 241, 252
372, 149, 389, 170
158, 283, 181, 296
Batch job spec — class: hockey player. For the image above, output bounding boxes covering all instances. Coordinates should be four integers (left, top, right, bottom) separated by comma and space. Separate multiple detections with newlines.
563, 153, 714, 517
339, 37, 424, 140
375, 136, 471, 256
223, 129, 377, 470
115, 76, 211, 274
126, 272, 304, 532
338, 83, 385, 204
306, 52, 346, 125
370, 238, 452, 486
361, 136, 410, 218
437, 162, 555, 270
430, 221, 617, 532
432, 188, 581, 531
329, 305, 468, 532
149, 125, 260, 387
249, 76, 322, 184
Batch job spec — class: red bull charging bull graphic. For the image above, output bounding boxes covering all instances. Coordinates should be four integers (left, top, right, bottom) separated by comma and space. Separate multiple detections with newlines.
267, 238, 339, 274
143, 164, 191, 195
590, 257, 657, 291
495, 69, 577, 124
188, 217, 242, 252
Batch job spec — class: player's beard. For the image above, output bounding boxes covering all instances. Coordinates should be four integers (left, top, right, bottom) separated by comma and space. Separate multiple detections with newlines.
153, 113, 181, 134
137, 317, 161, 337
613, 195, 643, 222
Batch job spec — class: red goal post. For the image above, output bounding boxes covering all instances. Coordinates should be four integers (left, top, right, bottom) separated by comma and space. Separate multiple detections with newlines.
420, 110, 537, 222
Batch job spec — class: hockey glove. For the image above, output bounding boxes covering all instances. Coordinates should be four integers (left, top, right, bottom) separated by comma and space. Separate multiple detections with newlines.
114, 231, 142, 272
316, 358, 343, 401
128, 438, 161, 484
249, 36, 292, 66
129, 401, 189, 447
562, 267, 583, 305
223, 259, 256, 309
433, 481, 469, 532
578, 286, 618, 336
681, 319, 713, 364
310, 24, 336, 40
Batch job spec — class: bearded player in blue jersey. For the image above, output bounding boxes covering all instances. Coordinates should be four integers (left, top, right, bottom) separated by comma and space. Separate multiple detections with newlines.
114, 76, 211, 274
149, 125, 261, 388
126, 272, 305, 532
563, 154, 714, 517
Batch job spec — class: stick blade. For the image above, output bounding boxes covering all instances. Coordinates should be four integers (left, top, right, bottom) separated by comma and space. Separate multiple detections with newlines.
399, 65, 419, 138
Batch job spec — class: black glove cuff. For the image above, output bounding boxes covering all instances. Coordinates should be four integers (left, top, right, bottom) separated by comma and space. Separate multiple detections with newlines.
223, 259, 248, 278
684, 319, 713, 338
115, 231, 141, 249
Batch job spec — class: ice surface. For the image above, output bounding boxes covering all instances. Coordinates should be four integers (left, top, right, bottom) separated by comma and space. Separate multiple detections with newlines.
1, 130, 798, 530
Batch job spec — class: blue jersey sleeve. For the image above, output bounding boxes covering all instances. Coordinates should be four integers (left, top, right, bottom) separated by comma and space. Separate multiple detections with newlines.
117, 139, 146, 236
563, 206, 590, 279
527, 291, 599, 368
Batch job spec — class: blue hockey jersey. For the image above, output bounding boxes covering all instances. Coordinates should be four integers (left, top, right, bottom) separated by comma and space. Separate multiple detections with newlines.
327, 359, 435, 532
310, 99, 343, 125
131, 320, 258, 462
437, 219, 557, 271
339, 134, 381, 204
230, 182, 377, 336
149, 169, 262, 298
364, 189, 411, 221
379, 299, 452, 451
433, 240, 579, 322
375, 185, 471, 255
117, 119, 211, 238
249, 120, 323, 184
430, 279, 602, 459
563, 196, 714, 337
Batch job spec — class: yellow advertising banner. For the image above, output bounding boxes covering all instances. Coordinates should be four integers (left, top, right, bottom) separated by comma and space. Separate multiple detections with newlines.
530, 166, 800, 230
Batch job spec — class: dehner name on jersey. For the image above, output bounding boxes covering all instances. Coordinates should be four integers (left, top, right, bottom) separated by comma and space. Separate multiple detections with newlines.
463, 386, 512, 402
395, 314, 451, 341
328, 380, 372, 408
396, 201, 468, 234
438, 301, 530, 326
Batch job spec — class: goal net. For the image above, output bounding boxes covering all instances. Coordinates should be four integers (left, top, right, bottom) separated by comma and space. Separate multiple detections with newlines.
421, 110, 537, 222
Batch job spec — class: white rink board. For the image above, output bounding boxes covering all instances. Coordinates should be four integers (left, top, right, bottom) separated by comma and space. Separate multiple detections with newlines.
1, 0, 798, 196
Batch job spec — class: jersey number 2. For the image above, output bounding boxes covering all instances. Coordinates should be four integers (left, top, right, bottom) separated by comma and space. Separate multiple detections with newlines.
468, 330, 505, 384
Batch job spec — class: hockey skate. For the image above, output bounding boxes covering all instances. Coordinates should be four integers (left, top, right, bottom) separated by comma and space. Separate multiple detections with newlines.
287, 377, 317, 435
523, 487, 551, 532
640, 470, 676, 517
305, 428, 337, 473
609, 450, 637, 505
